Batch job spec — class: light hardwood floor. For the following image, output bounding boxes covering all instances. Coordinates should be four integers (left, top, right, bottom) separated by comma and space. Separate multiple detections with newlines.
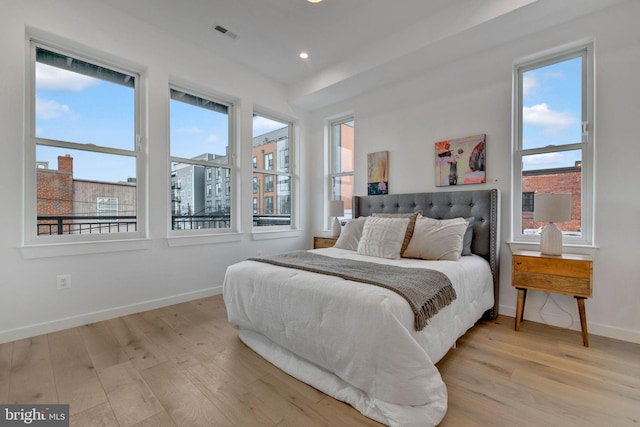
1, 295, 638, 426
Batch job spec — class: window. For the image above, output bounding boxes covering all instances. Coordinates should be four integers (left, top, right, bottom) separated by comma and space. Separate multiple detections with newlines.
170, 87, 233, 231
329, 117, 354, 220
252, 113, 293, 227
97, 197, 118, 217
264, 153, 274, 170
513, 44, 593, 245
27, 42, 142, 240
264, 175, 274, 193
522, 192, 535, 213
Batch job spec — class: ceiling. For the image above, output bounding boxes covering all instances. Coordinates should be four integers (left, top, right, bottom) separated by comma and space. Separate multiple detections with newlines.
100, 0, 623, 110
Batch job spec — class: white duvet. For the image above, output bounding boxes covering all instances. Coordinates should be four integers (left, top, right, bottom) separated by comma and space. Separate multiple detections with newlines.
223, 247, 494, 427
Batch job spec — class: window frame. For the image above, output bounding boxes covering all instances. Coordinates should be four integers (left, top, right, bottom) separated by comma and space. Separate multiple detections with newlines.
511, 42, 594, 247
252, 111, 295, 231
328, 115, 355, 223
168, 83, 236, 235
24, 39, 146, 246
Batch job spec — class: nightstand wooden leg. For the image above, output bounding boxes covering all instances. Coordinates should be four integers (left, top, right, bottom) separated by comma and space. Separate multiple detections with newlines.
515, 288, 526, 331
576, 297, 589, 347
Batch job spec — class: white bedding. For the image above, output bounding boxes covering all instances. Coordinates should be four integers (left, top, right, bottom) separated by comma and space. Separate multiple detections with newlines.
223, 247, 494, 427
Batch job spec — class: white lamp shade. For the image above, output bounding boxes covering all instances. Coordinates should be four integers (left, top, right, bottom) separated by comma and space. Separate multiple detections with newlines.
534, 193, 571, 223
534, 193, 571, 256
329, 200, 344, 217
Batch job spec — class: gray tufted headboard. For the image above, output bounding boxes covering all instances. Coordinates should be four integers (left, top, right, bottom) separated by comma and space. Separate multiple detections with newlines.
353, 189, 500, 319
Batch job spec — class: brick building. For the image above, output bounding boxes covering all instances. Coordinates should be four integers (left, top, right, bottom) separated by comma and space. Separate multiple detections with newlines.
522, 163, 582, 234
37, 155, 136, 235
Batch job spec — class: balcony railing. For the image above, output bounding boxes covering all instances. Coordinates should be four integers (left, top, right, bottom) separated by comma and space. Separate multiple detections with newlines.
37, 213, 292, 235
172, 214, 231, 230
37, 215, 137, 235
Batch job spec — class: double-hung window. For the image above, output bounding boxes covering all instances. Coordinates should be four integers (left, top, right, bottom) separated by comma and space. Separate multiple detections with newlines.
252, 113, 293, 228
169, 87, 234, 231
512, 43, 594, 246
329, 117, 354, 220
27, 42, 143, 242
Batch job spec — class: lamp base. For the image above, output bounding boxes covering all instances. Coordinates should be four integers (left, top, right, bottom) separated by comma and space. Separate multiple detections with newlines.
540, 222, 563, 256
332, 217, 342, 237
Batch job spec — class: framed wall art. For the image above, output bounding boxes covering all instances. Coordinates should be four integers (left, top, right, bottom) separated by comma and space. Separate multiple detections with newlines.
435, 134, 486, 186
367, 150, 388, 195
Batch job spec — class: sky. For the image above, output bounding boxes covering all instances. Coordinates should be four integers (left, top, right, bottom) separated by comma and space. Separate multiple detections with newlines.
521, 56, 583, 171
36, 62, 285, 183
36, 54, 583, 181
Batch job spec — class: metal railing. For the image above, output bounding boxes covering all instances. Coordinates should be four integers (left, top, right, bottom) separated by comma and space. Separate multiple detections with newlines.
37, 215, 137, 235
37, 213, 292, 235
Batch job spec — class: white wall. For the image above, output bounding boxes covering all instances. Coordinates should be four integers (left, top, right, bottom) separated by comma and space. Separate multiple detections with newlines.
311, 0, 640, 343
0, 0, 311, 343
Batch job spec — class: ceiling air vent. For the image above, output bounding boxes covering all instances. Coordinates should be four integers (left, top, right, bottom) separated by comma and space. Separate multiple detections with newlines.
213, 25, 238, 39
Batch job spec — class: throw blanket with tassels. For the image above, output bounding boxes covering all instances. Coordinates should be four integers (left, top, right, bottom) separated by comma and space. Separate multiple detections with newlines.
248, 251, 456, 331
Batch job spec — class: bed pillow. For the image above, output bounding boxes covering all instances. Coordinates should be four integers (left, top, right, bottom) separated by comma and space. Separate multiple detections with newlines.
333, 216, 368, 251
371, 210, 422, 256
357, 216, 410, 259
461, 217, 475, 256
403, 216, 469, 261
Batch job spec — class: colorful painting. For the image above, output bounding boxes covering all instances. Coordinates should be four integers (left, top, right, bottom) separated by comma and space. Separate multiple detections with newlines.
435, 134, 486, 186
367, 151, 388, 195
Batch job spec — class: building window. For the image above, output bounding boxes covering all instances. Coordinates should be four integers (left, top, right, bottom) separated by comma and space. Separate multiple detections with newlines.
329, 117, 354, 220
28, 42, 142, 239
264, 175, 274, 193
264, 153, 274, 170
170, 87, 233, 231
522, 192, 535, 213
264, 196, 274, 214
97, 197, 118, 217
252, 113, 293, 227
513, 43, 593, 244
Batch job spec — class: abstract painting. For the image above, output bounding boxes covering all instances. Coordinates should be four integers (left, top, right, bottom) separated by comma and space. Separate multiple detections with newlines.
435, 134, 486, 186
367, 151, 388, 195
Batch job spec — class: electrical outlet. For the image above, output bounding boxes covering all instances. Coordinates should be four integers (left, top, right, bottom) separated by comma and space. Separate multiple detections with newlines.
56, 274, 71, 290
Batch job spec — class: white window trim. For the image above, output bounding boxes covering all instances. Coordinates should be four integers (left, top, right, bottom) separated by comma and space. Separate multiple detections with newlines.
167, 83, 237, 237
23, 38, 147, 247
511, 40, 595, 248
327, 114, 354, 229
251, 110, 296, 233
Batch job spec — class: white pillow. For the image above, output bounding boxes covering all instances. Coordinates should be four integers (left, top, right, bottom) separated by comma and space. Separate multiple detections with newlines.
403, 217, 469, 261
357, 217, 410, 259
334, 216, 368, 251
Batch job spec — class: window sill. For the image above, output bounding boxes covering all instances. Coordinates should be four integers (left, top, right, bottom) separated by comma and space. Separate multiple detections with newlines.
166, 232, 243, 247
252, 229, 302, 241
507, 240, 599, 257
20, 238, 153, 259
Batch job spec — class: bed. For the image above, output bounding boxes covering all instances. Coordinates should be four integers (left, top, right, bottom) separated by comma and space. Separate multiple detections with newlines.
223, 189, 500, 427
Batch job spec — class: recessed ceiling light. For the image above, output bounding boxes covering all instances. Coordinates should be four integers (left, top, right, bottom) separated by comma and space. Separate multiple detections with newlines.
299, 52, 309, 59
307, 0, 323, 3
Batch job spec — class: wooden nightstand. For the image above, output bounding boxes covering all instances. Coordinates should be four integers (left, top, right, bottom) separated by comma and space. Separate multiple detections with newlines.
512, 250, 593, 346
313, 236, 338, 249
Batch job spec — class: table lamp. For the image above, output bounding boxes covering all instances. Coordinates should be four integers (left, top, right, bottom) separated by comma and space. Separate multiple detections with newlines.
329, 200, 344, 237
534, 193, 571, 256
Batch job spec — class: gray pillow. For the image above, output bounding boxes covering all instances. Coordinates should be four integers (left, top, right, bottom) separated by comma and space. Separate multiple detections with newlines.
461, 217, 475, 256
333, 217, 367, 251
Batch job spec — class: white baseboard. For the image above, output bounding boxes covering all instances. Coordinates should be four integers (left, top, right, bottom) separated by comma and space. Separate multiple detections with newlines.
0, 286, 222, 345
499, 303, 640, 345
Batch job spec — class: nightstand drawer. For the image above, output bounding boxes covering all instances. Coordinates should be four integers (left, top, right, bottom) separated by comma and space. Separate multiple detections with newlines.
512, 271, 591, 297
313, 237, 337, 249
513, 255, 591, 279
